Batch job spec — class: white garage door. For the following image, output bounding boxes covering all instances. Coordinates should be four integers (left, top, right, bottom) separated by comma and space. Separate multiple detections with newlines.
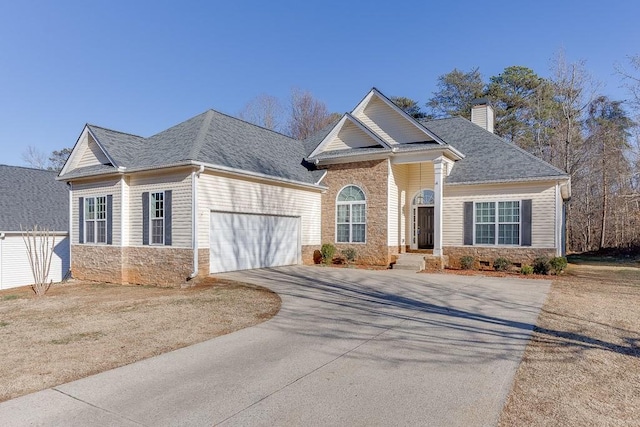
210, 212, 301, 274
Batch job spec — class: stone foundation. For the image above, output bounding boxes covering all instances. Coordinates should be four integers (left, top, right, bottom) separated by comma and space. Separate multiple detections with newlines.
301, 245, 318, 265
443, 246, 556, 270
424, 255, 449, 270
72, 245, 210, 287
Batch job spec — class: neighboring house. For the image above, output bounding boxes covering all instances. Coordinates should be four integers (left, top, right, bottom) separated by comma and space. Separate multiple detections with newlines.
0, 165, 70, 289
57, 88, 570, 286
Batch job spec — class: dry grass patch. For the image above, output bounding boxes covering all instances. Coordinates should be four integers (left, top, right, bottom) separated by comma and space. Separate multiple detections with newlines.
0, 277, 280, 402
499, 263, 640, 426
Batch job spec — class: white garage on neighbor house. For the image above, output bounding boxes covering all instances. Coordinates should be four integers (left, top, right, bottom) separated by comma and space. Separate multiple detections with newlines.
0, 165, 70, 290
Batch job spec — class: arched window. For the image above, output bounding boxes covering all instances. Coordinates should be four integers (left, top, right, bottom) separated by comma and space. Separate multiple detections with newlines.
412, 189, 435, 206
336, 185, 366, 243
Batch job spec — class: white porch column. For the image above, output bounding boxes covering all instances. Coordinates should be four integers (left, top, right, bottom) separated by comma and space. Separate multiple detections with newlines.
433, 157, 445, 256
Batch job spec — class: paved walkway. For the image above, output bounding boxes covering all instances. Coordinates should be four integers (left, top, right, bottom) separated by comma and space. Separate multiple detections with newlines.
0, 267, 550, 426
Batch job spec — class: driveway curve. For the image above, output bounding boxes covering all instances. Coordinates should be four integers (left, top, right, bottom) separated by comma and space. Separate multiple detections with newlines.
0, 267, 550, 426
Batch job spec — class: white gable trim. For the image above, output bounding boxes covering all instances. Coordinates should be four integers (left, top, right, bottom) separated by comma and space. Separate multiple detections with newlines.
59, 126, 118, 176
352, 88, 446, 146
308, 113, 389, 158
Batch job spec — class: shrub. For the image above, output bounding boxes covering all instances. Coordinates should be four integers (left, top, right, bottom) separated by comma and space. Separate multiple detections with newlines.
550, 256, 568, 275
342, 248, 357, 265
520, 265, 534, 275
320, 243, 336, 265
533, 256, 551, 275
493, 257, 511, 272
312, 250, 323, 264
460, 255, 475, 270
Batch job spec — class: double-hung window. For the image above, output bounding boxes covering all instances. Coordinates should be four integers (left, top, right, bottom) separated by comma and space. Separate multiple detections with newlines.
150, 192, 164, 245
84, 196, 107, 244
336, 185, 366, 243
474, 201, 520, 245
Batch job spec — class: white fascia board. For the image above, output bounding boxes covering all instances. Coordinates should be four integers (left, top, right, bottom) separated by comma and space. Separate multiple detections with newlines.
59, 126, 89, 177
445, 176, 571, 186
366, 88, 448, 146
308, 114, 348, 158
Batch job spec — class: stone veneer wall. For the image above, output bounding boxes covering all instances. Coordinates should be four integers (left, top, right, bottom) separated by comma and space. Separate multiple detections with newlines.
444, 246, 556, 269
72, 245, 211, 287
320, 160, 390, 266
301, 245, 318, 265
72, 245, 124, 284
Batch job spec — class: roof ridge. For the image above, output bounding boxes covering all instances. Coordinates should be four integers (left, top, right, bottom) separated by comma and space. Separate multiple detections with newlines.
0, 164, 58, 174
205, 108, 300, 142
190, 110, 215, 160
87, 124, 145, 139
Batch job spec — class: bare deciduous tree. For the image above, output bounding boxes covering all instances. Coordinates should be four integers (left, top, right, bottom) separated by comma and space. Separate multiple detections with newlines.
21, 225, 56, 296
22, 145, 49, 170
238, 94, 284, 131
287, 88, 337, 140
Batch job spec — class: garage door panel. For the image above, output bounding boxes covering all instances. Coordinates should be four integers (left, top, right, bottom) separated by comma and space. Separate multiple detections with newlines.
210, 212, 300, 274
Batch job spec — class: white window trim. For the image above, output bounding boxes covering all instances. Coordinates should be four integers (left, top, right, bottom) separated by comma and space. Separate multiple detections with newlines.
84, 196, 108, 245
472, 200, 521, 246
150, 191, 165, 246
335, 185, 367, 244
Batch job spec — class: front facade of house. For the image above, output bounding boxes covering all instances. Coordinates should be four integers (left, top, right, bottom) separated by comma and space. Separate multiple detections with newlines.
58, 89, 570, 286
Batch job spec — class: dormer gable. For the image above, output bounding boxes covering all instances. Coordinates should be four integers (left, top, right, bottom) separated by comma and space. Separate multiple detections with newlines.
352, 88, 445, 145
59, 125, 116, 176
309, 113, 389, 158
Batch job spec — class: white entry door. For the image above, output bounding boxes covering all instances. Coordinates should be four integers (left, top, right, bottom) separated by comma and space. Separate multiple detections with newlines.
210, 212, 301, 274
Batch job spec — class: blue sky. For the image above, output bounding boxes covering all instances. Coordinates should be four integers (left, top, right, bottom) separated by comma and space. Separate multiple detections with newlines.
1, 0, 638, 167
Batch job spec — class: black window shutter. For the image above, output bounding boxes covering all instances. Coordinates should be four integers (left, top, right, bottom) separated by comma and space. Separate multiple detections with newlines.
106, 195, 113, 245
521, 199, 532, 246
142, 192, 149, 245
78, 197, 84, 244
164, 190, 172, 246
463, 201, 474, 245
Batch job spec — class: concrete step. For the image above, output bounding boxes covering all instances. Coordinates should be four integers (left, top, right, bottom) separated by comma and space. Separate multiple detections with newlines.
393, 254, 425, 272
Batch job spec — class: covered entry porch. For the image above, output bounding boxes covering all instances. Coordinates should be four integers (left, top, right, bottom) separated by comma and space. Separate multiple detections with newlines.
389, 156, 453, 257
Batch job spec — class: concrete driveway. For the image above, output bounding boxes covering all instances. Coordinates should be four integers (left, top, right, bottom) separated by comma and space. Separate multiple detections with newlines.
0, 267, 550, 426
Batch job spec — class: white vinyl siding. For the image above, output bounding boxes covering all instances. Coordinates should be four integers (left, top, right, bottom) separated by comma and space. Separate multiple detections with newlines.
443, 182, 557, 248
354, 97, 430, 145
76, 134, 110, 168
71, 179, 121, 245
0, 233, 69, 290
197, 171, 322, 249
129, 172, 192, 248
388, 162, 409, 247
324, 121, 381, 152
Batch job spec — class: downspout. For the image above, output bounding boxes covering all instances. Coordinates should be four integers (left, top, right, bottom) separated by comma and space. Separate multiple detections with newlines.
0, 232, 4, 288
68, 182, 73, 277
189, 165, 205, 279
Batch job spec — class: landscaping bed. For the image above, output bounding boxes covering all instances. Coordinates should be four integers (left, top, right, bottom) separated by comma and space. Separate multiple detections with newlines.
0, 278, 280, 402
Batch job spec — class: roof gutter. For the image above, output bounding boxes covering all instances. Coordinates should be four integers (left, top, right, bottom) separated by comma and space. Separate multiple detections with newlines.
58, 160, 327, 191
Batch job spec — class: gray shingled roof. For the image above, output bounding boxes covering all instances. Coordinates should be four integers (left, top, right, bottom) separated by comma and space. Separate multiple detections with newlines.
67, 110, 321, 185
419, 117, 568, 184
0, 165, 69, 231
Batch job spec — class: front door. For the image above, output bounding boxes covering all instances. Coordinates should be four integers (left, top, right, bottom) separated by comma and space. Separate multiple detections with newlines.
417, 207, 434, 249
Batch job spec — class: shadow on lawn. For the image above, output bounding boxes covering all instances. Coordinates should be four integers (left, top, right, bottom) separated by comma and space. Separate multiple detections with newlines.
225, 267, 639, 364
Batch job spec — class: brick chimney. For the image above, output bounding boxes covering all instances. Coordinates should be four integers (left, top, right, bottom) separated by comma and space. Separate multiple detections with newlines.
471, 98, 494, 133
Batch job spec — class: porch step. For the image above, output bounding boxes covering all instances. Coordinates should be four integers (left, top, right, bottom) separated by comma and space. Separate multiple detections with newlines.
393, 253, 425, 272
